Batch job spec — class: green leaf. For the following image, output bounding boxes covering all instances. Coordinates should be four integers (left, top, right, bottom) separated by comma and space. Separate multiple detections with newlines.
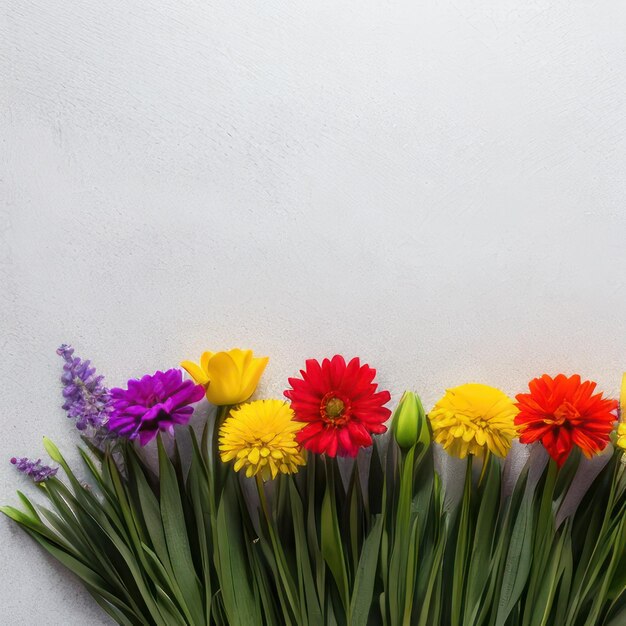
289, 478, 323, 624
157, 435, 204, 626
187, 428, 213, 624
349, 514, 383, 625
16, 491, 40, 520
417, 518, 447, 626
464, 454, 501, 625
126, 448, 172, 575
154, 584, 189, 626
321, 461, 350, 612
305, 454, 326, 604
215, 478, 262, 626
495, 480, 536, 626
402, 516, 419, 625
553, 525, 573, 626
451, 456, 473, 626
387, 444, 417, 626
528, 524, 568, 626
86, 588, 141, 626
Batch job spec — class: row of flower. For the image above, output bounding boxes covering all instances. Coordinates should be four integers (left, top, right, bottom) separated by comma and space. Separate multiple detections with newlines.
5, 345, 626, 626
12, 346, 626, 483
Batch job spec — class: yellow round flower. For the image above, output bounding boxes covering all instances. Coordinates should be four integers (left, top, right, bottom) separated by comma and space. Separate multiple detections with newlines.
219, 399, 306, 480
429, 383, 518, 458
181, 348, 268, 406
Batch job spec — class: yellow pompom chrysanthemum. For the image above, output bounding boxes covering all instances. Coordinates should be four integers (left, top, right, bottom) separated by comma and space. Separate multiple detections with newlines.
429, 383, 518, 458
219, 399, 306, 480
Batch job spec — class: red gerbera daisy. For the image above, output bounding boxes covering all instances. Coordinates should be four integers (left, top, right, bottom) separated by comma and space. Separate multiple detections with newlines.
284, 355, 391, 457
515, 374, 617, 466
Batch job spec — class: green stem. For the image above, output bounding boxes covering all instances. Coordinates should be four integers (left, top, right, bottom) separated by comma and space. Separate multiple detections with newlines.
451, 455, 473, 626
209, 405, 231, 506
479, 450, 491, 486
209, 404, 231, 572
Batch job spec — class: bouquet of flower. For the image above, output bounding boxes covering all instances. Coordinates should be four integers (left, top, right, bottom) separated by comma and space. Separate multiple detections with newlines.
4, 345, 626, 626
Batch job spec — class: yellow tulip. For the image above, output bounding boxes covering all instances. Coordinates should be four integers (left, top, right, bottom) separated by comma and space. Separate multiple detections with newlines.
181, 349, 268, 406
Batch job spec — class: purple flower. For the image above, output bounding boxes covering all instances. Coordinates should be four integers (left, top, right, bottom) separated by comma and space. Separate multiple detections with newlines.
10, 457, 58, 482
57, 344, 112, 431
108, 369, 205, 446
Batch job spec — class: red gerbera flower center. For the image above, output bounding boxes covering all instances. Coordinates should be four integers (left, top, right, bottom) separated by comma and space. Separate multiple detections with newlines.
550, 401, 580, 426
321, 392, 351, 425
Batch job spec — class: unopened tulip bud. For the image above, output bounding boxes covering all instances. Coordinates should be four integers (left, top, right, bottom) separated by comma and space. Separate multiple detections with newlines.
392, 390, 429, 450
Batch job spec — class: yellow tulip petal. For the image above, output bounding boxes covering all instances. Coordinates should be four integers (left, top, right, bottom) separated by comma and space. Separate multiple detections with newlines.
200, 351, 214, 372
205, 351, 242, 405
180, 360, 210, 386
227, 348, 253, 372
240, 356, 269, 401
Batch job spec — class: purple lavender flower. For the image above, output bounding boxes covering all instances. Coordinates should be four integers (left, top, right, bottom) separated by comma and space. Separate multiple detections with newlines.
108, 369, 205, 446
10, 457, 57, 482
57, 344, 112, 431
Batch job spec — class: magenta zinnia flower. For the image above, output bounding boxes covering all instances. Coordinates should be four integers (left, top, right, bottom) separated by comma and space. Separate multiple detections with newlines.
108, 369, 204, 445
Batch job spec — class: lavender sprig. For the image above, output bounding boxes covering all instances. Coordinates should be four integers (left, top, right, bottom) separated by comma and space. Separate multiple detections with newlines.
57, 344, 112, 431
10, 457, 57, 482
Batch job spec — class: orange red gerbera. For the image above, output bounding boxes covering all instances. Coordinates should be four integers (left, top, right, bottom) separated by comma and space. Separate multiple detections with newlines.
515, 374, 618, 466
284, 355, 391, 457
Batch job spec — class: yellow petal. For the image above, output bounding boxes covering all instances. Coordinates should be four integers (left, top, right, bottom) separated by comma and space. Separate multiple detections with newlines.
180, 360, 209, 386
217, 399, 306, 480
200, 351, 214, 371
227, 348, 253, 372
239, 356, 269, 400
205, 351, 242, 405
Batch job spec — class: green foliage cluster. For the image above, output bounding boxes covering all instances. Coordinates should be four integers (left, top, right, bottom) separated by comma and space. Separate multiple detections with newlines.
4, 401, 626, 626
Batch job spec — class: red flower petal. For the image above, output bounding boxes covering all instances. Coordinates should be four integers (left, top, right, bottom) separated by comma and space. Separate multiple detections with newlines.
515, 373, 617, 466
285, 355, 390, 458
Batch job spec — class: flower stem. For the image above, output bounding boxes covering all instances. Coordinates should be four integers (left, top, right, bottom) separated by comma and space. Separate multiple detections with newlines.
255, 474, 271, 523
478, 450, 491, 486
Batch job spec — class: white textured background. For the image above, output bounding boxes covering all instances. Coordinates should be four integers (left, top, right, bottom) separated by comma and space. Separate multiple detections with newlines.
2, 1, 626, 624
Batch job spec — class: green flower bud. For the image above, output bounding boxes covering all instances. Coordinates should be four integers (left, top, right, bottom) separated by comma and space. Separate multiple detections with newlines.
392, 390, 430, 450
